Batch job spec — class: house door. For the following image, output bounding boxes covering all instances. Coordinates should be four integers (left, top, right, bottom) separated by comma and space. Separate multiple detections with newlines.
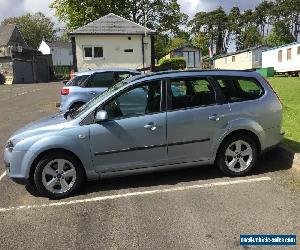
183, 52, 196, 68
13, 59, 33, 84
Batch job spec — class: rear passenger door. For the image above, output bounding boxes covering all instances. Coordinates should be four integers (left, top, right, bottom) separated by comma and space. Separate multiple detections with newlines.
166, 77, 231, 163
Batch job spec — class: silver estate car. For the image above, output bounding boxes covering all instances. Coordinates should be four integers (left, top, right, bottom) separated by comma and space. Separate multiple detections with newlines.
4, 70, 284, 198
60, 68, 140, 112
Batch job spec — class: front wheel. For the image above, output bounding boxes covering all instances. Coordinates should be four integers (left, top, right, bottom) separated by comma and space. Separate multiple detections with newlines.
34, 152, 84, 199
216, 134, 258, 176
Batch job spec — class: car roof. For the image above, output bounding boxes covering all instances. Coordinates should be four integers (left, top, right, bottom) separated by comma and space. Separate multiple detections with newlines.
127, 69, 261, 83
75, 68, 140, 77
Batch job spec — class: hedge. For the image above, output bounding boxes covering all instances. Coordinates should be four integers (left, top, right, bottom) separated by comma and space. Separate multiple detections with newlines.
156, 57, 186, 71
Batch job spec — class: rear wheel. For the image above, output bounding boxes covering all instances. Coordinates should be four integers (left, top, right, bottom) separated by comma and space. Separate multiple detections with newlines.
34, 152, 84, 199
216, 134, 258, 176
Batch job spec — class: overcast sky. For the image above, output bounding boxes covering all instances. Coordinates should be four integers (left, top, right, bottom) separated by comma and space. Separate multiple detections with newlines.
0, 0, 263, 24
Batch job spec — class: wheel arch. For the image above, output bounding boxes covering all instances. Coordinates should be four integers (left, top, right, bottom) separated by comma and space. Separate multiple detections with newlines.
215, 129, 261, 162
29, 148, 87, 186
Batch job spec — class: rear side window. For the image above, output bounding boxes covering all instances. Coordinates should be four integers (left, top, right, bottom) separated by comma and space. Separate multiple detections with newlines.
214, 77, 264, 102
169, 78, 216, 110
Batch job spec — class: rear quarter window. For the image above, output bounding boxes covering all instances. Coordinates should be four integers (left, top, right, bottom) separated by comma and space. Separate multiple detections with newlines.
214, 77, 264, 102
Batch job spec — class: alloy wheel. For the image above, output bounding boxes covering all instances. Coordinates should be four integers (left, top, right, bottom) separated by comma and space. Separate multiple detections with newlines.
224, 140, 253, 173
42, 159, 77, 194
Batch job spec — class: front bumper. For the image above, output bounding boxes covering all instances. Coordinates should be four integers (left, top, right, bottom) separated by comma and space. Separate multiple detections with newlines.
3, 147, 30, 185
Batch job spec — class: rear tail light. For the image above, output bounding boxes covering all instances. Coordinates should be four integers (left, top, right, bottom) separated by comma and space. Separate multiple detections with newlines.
61, 88, 69, 95
263, 77, 282, 105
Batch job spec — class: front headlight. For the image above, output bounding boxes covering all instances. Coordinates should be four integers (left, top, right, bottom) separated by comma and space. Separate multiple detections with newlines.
5, 140, 14, 152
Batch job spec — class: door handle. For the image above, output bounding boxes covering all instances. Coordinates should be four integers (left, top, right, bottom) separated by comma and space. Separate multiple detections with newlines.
208, 114, 225, 121
144, 122, 157, 131
90, 91, 96, 95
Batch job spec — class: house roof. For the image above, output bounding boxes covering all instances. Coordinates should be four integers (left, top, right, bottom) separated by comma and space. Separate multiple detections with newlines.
44, 41, 71, 49
263, 41, 300, 52
0, 24, 16, 46
0, 24, 28, 47
215, 45, 269, 59
69, 13, 156, 36
162, 44, 200, 58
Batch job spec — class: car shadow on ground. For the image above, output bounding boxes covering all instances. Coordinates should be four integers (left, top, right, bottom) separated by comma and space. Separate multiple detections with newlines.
78, 144, 296, 197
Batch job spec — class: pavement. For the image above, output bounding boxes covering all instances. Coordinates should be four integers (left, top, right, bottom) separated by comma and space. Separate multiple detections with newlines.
0, 83, 299, 250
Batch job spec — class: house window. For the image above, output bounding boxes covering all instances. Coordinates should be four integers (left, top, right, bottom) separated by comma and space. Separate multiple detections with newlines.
297, 46, 300, 55
278, 50, 282, 62
128, 37, 132, 40
287, 48, 292, 60
124, 49, 133, 52
224, 57, 227, 64
84, 47, 93, 58
232, 56, 235, 62
83, 46, 103, 59
94, 47, 103, 58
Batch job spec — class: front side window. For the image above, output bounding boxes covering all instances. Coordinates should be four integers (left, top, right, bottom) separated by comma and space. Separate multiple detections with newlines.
66, 75, 89, 86
103, 81, 161, 119
114, 71, 137, 83
88, 72, 114, 87
169, 78, 216, 110
215, 77, 263, 102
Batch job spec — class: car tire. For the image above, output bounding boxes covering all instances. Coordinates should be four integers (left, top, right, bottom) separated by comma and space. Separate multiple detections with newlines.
34, 151, 85, 199
216, 134, 258, 176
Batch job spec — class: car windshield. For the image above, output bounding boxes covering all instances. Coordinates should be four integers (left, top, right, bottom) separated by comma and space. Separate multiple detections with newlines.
70, 78, 132, 119
66, 75, 89, 86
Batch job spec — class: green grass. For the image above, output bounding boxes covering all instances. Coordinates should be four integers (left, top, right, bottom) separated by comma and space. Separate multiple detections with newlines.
268, 77, 300, 152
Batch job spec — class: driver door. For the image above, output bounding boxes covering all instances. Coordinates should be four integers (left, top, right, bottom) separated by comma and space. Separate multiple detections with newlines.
89, 80, 168, 173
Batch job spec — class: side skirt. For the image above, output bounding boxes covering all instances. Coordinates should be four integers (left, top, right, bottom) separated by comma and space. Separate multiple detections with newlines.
99, 159, 213, 179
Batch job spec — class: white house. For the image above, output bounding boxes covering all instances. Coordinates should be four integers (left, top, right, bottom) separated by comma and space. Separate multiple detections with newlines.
262, 42, 300, 75
214, 46, 268, 70
39, 40, 73, 66
69, 13, 156, 72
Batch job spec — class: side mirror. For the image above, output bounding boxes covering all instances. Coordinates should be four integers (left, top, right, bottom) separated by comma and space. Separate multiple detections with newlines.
62, 80, 68, 85
95, 110, 108, 122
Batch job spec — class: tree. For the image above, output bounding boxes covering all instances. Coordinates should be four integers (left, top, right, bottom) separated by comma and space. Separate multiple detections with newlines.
50, 0, 187, 35
266, 20, 295, 46
154, 34, 170, 60
271, 0, 300, 40
168, 36, 188, 51
191, 33, 209, 56
188, 7, 228, 55
2, 12, 56, 49
227, 7, 242, 50
254, 1, 275, 36
239, 26, 263, 49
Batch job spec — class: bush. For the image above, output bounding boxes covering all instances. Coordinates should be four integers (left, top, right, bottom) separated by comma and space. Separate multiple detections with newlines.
157, 57, 186, 71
